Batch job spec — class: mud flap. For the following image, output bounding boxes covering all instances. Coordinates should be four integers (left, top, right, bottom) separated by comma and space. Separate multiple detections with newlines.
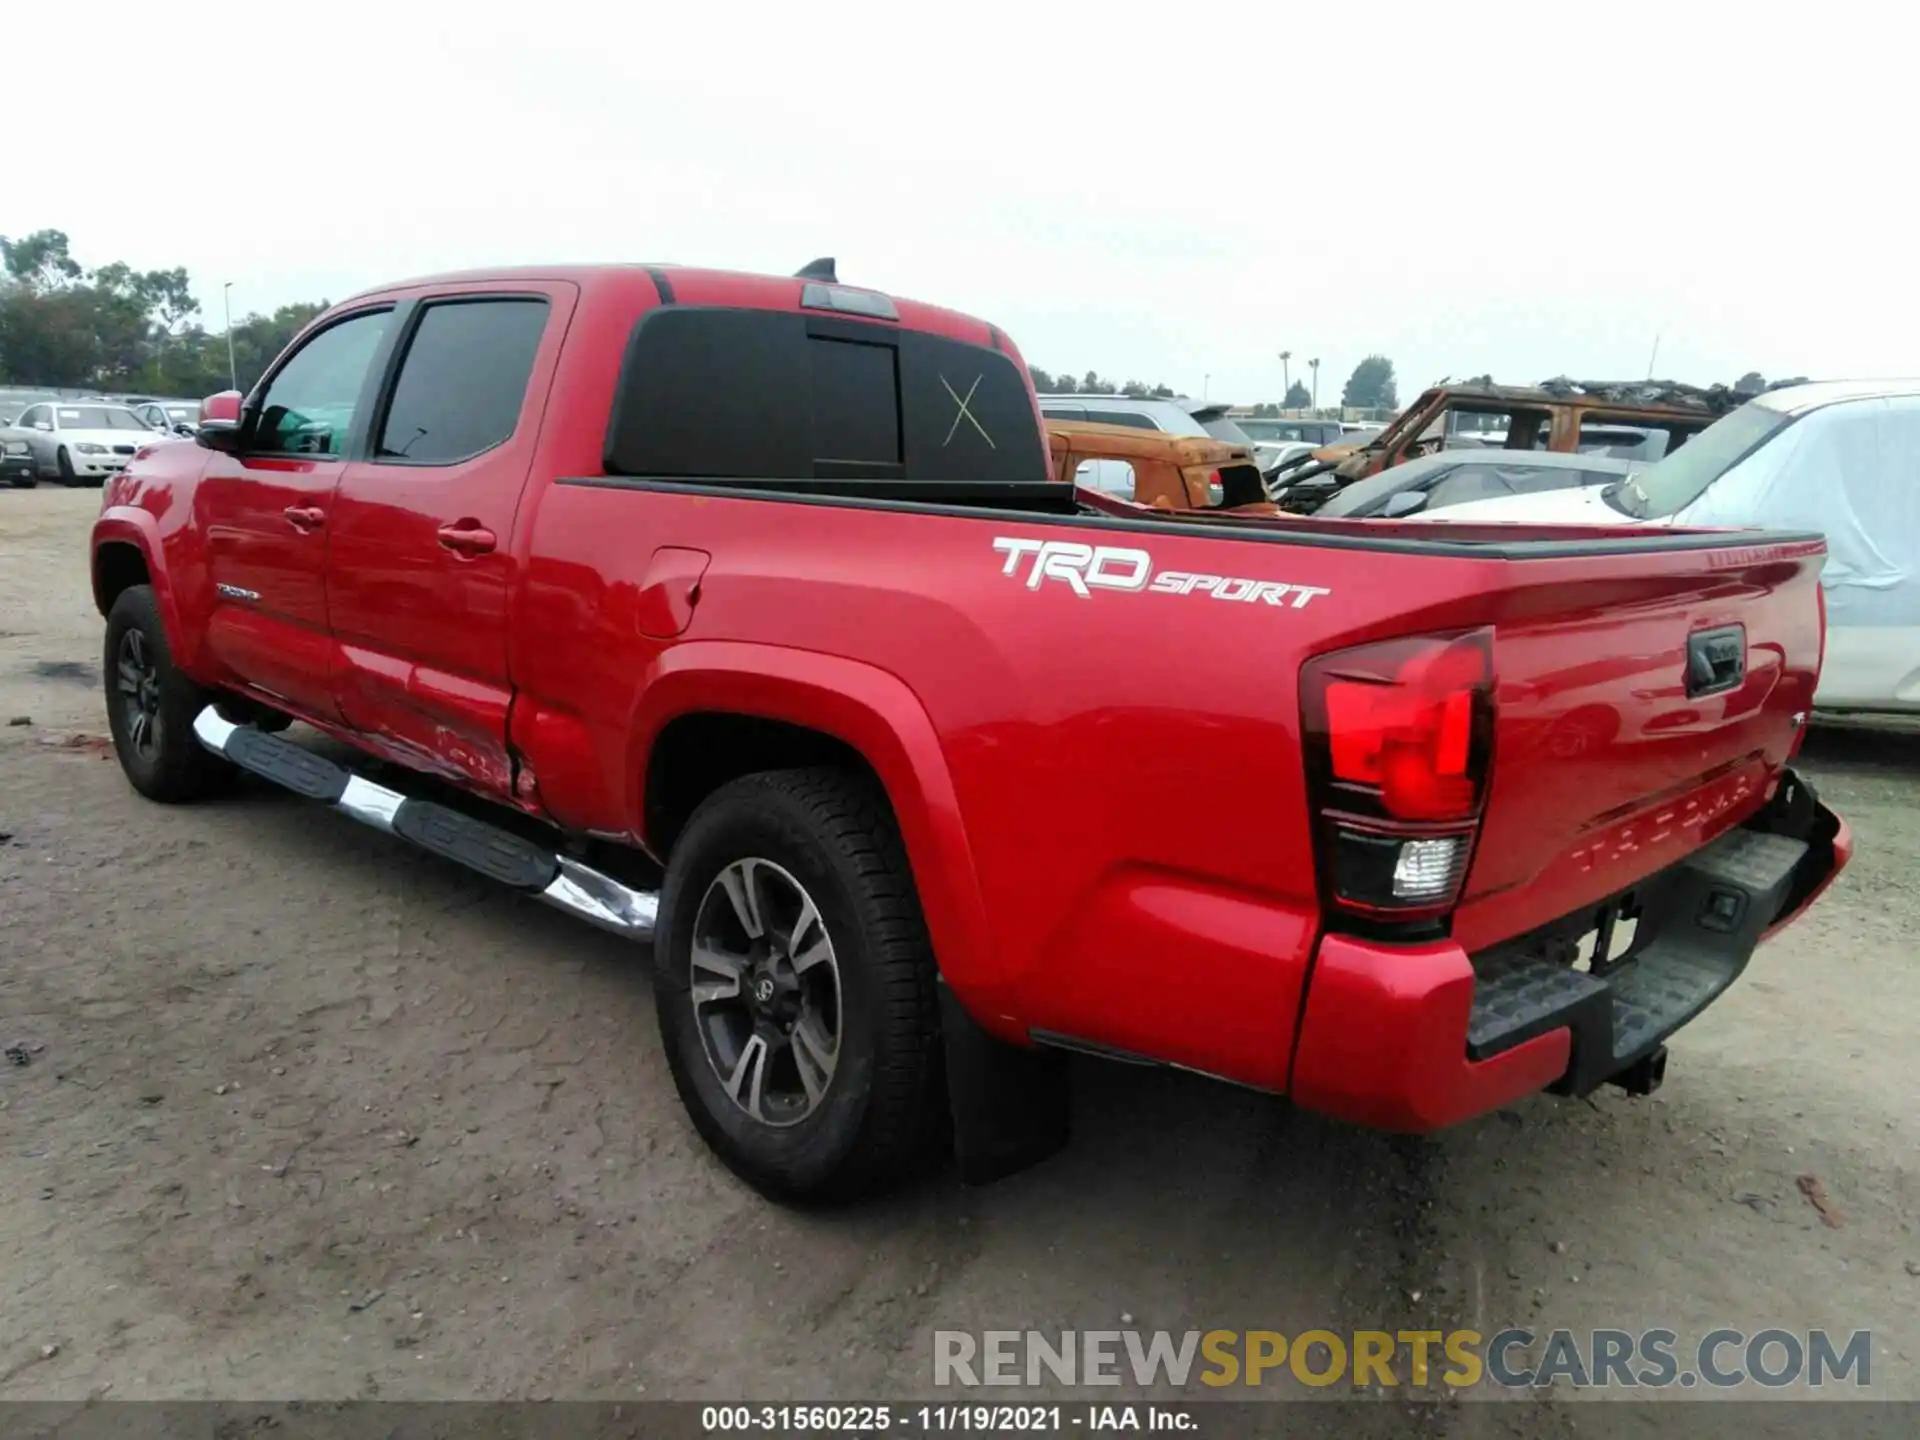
937, 981, 1070, 1185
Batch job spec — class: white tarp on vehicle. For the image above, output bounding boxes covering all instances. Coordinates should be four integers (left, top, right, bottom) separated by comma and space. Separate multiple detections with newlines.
1677, 395, 1920, 628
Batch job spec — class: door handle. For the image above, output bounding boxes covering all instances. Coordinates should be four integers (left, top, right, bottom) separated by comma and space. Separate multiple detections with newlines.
436, 522, 498, 557
283, 505, 325, 531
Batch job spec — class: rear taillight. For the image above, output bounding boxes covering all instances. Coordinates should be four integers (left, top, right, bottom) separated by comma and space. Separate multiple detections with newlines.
1206, 470, 1225, 506
1300, 628, 1495, 922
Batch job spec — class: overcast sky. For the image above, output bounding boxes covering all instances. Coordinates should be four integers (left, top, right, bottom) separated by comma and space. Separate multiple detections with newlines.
14, 1, 1911, 406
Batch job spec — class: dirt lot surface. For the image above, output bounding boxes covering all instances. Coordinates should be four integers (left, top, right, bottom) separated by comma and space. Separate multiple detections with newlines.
1, 487, 1915, 1431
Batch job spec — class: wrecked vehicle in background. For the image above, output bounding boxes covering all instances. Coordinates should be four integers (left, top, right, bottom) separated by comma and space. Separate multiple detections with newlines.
1403, 379, 1920, 713
1046, 419, 1274, 514
1267, 380, 1744, 513
1309, 450, 1641, 520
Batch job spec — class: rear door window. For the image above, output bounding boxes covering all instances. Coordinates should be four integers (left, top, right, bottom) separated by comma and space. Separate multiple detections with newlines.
376, 298, 550, 464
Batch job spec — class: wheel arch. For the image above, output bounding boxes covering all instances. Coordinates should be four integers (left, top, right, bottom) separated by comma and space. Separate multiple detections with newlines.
629, 642, 998, 997
92, 513, 196, 670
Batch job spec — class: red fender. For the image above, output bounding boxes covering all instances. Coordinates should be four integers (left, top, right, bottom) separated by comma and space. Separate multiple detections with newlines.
626, 641, 999, 1002
91, 508, 205, 673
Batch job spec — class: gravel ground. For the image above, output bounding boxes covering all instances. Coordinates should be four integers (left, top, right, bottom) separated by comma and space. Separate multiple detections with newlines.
1, 486, 1914, 1430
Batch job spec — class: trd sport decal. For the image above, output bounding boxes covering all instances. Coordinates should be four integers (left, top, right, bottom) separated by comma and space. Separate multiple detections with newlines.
941, 375, 995, 449
992, 536, 1330, 608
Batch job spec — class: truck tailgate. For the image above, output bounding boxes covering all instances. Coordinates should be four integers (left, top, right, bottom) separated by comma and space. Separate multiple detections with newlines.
1450, 535, 1827, 954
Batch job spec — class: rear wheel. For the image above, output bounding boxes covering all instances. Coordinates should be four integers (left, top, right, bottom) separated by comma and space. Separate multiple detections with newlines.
102, 585, 232, 803
653, 767, 941, 1202
7, 474, 32, 490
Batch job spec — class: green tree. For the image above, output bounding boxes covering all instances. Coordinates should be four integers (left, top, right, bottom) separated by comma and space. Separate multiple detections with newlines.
1283, 381, 1310, 409
1342, 354, 1398, 410
2, 229, 83, 290
0, 286, 100, 386
1028, 366, 1055, 392
226, 301, 329, 393
1736, 371, 1766, 392
1149, 383, 1174, 398
1080, 370, 1116, 396
0, 228, 330, 396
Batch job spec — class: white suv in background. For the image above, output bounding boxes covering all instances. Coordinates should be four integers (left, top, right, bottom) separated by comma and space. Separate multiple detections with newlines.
1412, 379, 1920, 712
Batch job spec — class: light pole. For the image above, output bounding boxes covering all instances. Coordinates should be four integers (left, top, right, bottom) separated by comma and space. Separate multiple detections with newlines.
223, 282, 237, 392
1203, 373, 1211, 402
1309, 357, 1320, 412
1278, 350, 1291, 404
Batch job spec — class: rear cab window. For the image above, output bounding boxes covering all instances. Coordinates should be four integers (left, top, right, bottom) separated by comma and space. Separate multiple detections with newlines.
603, 307, 1048, 497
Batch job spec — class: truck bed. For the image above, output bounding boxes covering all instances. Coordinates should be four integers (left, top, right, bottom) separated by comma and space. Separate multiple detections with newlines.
513, 477, 1827, 1094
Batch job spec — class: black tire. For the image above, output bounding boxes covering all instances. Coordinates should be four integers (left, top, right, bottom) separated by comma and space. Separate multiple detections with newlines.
56, 447, 76, 484
102, 585, 232, 803
653, 767, 941, 1203
7, 477, 32, 490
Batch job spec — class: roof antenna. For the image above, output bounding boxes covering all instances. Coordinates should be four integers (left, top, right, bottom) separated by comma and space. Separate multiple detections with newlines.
794, 257, 837, 282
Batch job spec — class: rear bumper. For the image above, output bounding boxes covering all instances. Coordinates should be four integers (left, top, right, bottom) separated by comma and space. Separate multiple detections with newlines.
1288, 776, 1849, 1133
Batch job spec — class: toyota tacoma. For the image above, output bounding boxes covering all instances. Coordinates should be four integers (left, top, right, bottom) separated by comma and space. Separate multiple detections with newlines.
90, 259, 1850, 1202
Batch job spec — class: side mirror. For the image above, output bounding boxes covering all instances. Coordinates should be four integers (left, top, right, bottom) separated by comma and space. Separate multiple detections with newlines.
1381, 490, 1428, 518
33, 420, 53, 432
201, 390, 243, 424
196, 390, 246, 453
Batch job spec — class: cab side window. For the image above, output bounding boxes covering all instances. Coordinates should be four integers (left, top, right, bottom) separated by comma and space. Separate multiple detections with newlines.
375, 299, 549, 464
252, 309, 393, 457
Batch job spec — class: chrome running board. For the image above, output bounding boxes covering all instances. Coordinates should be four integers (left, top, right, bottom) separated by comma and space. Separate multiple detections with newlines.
192, 706, 657, 942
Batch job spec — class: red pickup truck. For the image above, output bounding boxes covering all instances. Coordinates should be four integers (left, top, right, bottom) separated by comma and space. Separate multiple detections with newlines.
90, 259, 1851, 1202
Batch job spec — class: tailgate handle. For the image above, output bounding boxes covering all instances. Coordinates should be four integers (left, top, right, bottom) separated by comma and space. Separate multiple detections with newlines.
1686, 625, 1747, 697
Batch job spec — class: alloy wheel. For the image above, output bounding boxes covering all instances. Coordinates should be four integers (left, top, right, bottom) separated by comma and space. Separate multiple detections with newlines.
115, 628, 163, 761
690, 857, 842, 1127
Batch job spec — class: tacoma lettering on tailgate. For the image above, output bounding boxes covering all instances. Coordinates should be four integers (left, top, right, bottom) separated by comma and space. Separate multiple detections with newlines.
993, 537, 1330, 608
1566, 770, 1757, 875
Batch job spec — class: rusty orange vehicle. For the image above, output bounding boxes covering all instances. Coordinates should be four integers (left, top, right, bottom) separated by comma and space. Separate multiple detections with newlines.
1045, 419, 1276, 515
1269, 380, 1743, 511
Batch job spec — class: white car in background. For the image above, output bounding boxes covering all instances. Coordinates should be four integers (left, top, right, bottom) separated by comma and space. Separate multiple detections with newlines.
7, 401, 160, 484
127, 399, 203, 436
1410, 379, 1920, 712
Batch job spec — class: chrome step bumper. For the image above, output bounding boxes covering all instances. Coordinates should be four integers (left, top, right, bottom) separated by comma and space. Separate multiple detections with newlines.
192, 707, 657, 942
